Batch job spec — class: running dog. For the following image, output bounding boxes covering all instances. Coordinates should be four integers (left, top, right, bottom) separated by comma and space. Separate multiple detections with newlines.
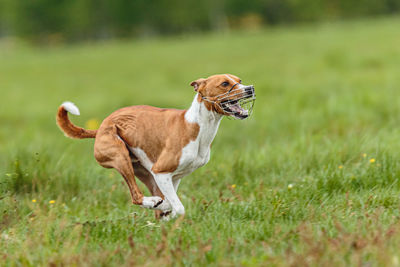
56, 74, 255, 220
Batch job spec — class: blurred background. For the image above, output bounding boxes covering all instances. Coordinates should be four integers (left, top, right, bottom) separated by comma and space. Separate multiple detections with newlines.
2, 1, 400, 265
1, 0, 400, 177
0, 0, 400, 44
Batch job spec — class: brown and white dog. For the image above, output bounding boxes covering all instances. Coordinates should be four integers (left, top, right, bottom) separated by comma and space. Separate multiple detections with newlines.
56, 74, 255, 220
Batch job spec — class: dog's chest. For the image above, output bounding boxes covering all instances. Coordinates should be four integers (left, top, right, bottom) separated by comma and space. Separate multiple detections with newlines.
173, 124, 217, 178
174, 141, 210, 177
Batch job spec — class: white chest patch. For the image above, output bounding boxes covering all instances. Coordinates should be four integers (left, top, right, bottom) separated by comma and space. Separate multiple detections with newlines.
174, 94, 222, 178
131, 94, 222, 180
173, 138, 211, 178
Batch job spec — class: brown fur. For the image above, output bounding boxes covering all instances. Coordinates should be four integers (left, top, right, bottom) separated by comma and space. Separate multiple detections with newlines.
192, 74, 241, 114
56, 106, 97, 139
96, 105, 200, 174
56, 74, 242, 215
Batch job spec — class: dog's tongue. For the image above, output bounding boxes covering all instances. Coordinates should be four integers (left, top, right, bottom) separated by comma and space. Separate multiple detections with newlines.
230, 104, 242, 113
230, 103, 248, 116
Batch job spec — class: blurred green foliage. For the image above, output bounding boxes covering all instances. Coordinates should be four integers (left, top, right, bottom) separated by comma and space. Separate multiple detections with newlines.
0, 0, 400, 43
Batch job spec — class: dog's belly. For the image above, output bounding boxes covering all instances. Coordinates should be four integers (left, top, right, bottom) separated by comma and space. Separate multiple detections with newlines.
130, 142, 210, 180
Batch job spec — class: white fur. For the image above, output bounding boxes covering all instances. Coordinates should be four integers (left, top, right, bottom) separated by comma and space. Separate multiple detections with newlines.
62, 101, 80, 116
140, 196, 172, 211
131, 94, 223, 218
132, 147, 154, 171
130, 147, 175, 214
141, 196, 163, 209
154, 173, 185, 216
178, 94, 222, 178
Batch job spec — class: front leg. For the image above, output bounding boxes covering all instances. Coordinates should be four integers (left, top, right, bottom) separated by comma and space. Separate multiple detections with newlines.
173, 178, 181, 191
153, 173, 185, 219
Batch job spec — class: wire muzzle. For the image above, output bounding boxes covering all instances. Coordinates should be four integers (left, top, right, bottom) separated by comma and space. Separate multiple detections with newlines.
201, 85, 255, 120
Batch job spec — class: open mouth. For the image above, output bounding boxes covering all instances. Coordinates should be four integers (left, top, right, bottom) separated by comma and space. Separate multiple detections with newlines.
201, 85, 256, 120
221, 97, 255, 120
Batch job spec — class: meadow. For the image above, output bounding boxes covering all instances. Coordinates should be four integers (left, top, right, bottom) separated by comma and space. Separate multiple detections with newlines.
1, 17, 400, 266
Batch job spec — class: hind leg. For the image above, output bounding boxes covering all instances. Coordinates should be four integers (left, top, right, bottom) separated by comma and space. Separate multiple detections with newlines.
94, 127, 163, 209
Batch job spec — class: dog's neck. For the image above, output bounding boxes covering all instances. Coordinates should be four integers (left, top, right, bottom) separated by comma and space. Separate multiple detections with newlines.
185, 93, 223, 147
185, 93, 223, 124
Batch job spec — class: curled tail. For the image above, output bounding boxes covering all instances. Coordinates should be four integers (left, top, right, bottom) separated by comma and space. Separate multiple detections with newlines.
56, 101, 97, 139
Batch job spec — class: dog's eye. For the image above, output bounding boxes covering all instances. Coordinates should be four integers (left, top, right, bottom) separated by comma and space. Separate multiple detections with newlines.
221, 82, 229, 87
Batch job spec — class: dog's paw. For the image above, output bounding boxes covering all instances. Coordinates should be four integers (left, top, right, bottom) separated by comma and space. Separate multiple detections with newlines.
154, 199, 172, 211
160, 209, 184, 221
141, 196, 164, 209
160, 210, 173, 221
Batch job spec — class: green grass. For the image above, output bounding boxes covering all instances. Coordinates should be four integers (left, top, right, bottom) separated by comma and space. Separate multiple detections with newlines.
1, 16, 400, 266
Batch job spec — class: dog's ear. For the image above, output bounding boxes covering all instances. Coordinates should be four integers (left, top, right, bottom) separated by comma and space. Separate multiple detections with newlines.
190, 78, 206, 92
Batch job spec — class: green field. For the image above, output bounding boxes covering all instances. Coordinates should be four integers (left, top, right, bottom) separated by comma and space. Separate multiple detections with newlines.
1, 17, 400, 266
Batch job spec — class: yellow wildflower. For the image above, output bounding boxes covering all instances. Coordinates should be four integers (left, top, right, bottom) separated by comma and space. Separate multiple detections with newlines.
49, 200, 56, 204
362, 153, 367, 158
288, 184, 293, 190
32, 199, 37, 203
338, 165, 343, 169
231, 184, 236, 189
369, 158, 376, 163
85, 119, 100, 130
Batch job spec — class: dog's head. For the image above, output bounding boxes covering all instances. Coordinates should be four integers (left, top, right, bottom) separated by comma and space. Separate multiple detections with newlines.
190, 74, 255, 120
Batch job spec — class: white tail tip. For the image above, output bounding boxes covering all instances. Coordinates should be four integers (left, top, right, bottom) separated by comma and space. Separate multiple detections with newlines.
61, 101, 80, 116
